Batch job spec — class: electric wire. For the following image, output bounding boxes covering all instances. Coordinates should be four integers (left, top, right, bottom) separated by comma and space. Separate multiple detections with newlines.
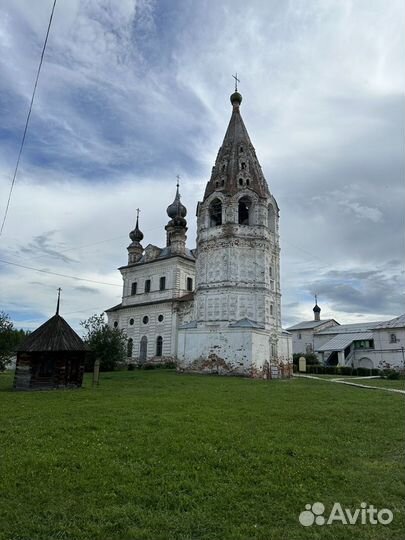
0, 258, 121, 287
0, 0, 57, 236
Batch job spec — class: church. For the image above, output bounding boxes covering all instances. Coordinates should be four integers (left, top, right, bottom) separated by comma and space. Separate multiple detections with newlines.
106, 88, 292, 377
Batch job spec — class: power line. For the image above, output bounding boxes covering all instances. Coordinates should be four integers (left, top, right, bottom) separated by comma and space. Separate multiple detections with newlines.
0, 0, 57, 236
0, 258, 122, 287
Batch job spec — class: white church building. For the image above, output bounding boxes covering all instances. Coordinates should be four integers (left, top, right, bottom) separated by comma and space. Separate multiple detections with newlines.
106, 89, 292, 377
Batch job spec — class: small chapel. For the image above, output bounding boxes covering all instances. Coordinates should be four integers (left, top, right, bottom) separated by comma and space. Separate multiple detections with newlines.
106, 88, 292, 377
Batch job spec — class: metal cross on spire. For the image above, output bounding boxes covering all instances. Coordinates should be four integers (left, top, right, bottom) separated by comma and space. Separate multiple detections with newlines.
315, 294, 318, 305
56, 287, 61, 315
232, 72, 240, 92
176, 174, 180, 188
136, 208, 140, 219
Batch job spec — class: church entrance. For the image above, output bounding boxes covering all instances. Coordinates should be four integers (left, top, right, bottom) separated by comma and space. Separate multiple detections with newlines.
140, 336, 147, 363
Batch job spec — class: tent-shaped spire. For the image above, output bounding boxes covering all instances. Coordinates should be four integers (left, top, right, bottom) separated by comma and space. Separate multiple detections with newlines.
203, 90, 270, 200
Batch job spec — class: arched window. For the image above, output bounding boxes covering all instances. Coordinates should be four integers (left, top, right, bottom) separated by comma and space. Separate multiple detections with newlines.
209, 198, 222, 226
187, 277, 193, 291
127, 338, 133, 358
268, 204, 275, 232
238, 196, 251, 225
140, 336, 147, 362
156, 336, 163, 357
131, 282, 137, 295
238, 178, 243, 186
144, 279, 151, 293
159, 276, 166, 291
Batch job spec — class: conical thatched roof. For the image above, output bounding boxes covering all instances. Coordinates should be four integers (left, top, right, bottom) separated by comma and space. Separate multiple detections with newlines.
17, 314, 87, 352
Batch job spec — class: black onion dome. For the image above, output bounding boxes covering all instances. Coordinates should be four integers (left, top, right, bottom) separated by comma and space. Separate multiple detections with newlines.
313, 304, 321, 313
167, 185, 187, 219
230, 91, 242, 105
129, 216, 144, 242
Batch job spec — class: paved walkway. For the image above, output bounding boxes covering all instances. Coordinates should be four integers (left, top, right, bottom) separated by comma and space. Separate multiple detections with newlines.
294, 374, 405, 395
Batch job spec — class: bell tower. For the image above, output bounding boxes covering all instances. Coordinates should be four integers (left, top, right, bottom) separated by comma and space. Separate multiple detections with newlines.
178, 86, 283, 376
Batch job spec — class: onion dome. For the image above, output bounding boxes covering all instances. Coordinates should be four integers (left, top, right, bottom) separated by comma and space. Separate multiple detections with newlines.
230, 91, 242, 106
313, 304, 321, 313
167, 181, 187, 219
129, 214, 143, 243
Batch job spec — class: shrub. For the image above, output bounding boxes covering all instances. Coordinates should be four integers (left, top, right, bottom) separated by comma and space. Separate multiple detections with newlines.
324, 366, 337, 375
387, 370, 400, 380
293, 353, 320, 366
127, 363, 136, 371
355, 367, 372, 377
338, 366, 353, 376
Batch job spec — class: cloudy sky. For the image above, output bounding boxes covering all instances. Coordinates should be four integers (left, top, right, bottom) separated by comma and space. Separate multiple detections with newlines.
0, 0, 404, 332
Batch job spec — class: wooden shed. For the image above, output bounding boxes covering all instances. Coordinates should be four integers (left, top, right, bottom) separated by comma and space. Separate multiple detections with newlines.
14, 310, 87, 391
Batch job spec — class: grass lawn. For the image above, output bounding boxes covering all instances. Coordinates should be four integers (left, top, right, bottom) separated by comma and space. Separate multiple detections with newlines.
340, 378, 405, 390
0, 370, 404, 540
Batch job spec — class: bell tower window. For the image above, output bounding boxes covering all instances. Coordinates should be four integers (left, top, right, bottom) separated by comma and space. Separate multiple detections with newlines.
238, 196, 251, 225
209, 199, 222, 226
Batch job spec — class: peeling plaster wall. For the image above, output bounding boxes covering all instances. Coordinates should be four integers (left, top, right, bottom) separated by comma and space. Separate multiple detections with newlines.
177, 327, 273, 376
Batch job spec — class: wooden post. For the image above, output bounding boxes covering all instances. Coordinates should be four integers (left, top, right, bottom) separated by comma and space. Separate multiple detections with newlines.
93, 358, 100, 386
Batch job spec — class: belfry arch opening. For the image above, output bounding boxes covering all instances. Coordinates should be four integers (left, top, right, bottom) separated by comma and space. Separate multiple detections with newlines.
209, 198, 222, 226
238, 196, 251, 225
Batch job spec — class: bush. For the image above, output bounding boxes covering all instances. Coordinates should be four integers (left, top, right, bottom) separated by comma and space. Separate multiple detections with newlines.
293, 353, 320, 366
127, 363, 136, 371
338, 366, 353, 376
308, 365, 325, 374
386, 370, 400, 380
354, 367, 372, 377
324, 366, 337, 375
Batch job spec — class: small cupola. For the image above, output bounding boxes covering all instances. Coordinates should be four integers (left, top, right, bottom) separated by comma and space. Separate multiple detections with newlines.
127, 209, 144, 264
313, 295, 321, 321
165, 177, 188, 254
166, 177, 187, 220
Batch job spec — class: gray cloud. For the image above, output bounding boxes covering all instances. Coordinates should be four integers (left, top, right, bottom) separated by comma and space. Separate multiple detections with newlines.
0, 0, 404, 330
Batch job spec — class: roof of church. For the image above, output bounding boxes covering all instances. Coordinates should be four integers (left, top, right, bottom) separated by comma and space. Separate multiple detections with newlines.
229, 318, 265, 329
17, 314, 86, 352
106, 292, 194, 313
286, 319, 338, 331
316, 332, 374, 352
316, 321, 384, 335
119, 245, 195, 270
372, 314, 405, 329
203, 92, 271, 200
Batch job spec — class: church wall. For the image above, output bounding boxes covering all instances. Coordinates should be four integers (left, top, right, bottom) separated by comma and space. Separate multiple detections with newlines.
177, 327, 272, 376
121, 257, 195, 307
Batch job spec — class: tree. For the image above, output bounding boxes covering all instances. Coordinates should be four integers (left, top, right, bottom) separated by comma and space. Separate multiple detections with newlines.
0, 312, 29, 372
80, 313, 127, 372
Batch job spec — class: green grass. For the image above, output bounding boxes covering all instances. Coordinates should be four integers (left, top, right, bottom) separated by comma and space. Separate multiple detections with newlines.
341, 378, 405, 390
1, 370, 404, 540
